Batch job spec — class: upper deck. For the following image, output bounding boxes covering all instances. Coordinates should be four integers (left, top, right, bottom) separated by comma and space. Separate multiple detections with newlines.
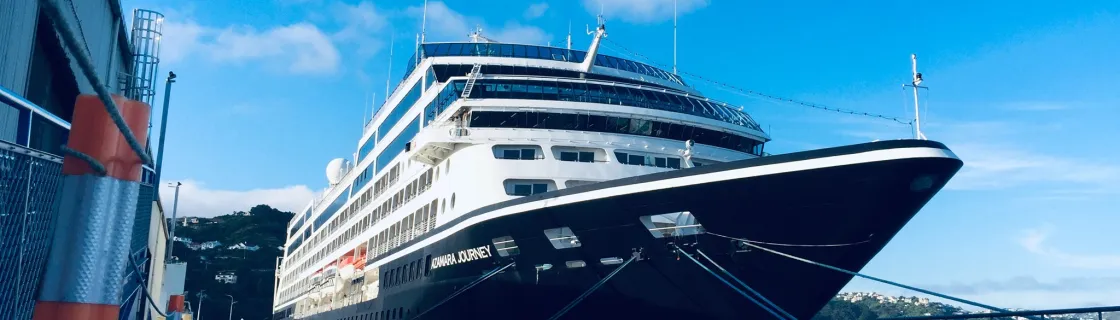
407, 42, 688, 89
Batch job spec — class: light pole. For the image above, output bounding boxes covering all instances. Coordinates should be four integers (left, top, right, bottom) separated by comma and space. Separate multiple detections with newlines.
226, 294, 237, 320
196, 290, 206, 320
166, 181, 182, 261
154, 71, 176, 189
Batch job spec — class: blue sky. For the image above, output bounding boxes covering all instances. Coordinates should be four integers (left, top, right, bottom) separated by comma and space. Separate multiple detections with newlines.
124, 0, 1120, 310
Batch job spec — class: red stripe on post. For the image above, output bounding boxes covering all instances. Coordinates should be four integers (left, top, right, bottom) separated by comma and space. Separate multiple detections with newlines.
61, 94, 151, 181
33, 301, 118, 320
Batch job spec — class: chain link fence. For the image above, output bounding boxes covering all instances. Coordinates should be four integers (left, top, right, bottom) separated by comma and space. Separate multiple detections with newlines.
0, 140, 65, 320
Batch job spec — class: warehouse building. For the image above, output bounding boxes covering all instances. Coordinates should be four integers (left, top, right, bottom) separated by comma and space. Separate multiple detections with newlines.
0, 1, 171, 319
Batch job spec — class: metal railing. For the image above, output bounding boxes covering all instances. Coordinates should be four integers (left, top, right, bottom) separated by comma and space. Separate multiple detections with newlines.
879, 305, 1120, 320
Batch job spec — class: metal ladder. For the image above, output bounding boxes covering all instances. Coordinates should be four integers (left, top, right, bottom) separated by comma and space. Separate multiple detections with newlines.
461, 64, 482, 98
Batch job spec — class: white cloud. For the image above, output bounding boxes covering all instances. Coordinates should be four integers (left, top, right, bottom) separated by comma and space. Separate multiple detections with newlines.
408, 1, 551, 45
582, 0, 709, 24
160, 19, 341, 75
1018, 228, 1120, 269
159, 180, 316, 218
524, 3, 549, 19
331, 1, 388, 58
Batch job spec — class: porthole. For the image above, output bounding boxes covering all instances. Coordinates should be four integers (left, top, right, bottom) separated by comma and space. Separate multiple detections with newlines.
450, 193, 456, 209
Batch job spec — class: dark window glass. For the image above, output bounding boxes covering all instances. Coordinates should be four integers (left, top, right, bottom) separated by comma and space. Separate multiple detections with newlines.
532, 184, 548, 194
615, 152, 628, 164
629, 155, 644, 166
513, 184, 531, 196
559, 151, 577, 162
667, 158, 681, 169
513, 45, 526, 57
655, 157, 667, 168
502, 149, 519, 159
578, 151, 595, 162
520, 148, 536, 160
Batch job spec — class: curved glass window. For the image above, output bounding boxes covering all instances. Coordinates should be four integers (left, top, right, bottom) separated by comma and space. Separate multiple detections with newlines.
470, 111, 765, 155
438, 79, 762, 131
415, 43, 684, 85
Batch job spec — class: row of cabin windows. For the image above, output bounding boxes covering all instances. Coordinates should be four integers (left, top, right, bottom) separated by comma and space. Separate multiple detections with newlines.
431, 64, 685, 93
454, 79, 762, 131
281, 160, 441, 293
287, 162, 402, 266
469, 110, 765, 156
559, 151, 595, 163
366, 199, 440, 261
510, 183, 549, 196
382, 256, 430, 289
615, 151, 682, 169
501, 148, 537, 160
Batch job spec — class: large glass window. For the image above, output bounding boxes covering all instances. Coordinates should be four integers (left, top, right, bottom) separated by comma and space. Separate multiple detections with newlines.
420, 43, 684, 85
447, 79, 762, 131
472, 111, 763, 155
376, 116, 421, 173
377, 81, 422, 143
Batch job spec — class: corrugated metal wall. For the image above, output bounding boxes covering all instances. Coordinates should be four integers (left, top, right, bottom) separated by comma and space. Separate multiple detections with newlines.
55, 0, 120, 96
0, 0, 40, 143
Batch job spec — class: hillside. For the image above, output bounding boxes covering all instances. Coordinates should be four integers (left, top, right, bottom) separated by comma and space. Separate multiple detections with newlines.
168, 205, 293, 320
813, 292, 1120, 320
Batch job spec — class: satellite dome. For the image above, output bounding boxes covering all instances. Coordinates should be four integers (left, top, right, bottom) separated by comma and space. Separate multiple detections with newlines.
326, 158, 347, 185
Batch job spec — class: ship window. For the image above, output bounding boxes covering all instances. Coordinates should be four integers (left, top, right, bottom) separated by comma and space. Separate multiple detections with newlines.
600, 257, 624, 265
668, 158, 681, 169
639, 211, 704, 238
544, 227, 581, 249
505, 179, 553, 196
566, 260, 586, 268
492, 236, 519, 257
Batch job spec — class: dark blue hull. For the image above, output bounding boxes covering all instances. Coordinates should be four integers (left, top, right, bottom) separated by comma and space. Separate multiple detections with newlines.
275, 140, 963, 320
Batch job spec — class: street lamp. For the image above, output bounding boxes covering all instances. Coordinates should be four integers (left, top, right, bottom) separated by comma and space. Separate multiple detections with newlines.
166, 181, 182, 261
195, 290, 206, 320
226, 294, 237, 320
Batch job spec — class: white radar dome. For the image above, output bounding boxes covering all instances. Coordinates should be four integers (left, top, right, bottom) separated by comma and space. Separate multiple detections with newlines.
326, 158, 347, 185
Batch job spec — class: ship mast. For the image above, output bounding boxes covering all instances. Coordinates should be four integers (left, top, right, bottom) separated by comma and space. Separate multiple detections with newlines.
907, 54, 926, 140
579, 14, 607, 73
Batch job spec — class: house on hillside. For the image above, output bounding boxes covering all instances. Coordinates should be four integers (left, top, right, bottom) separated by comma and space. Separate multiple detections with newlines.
197, 241, 222, 250
215, 271, 237, 284
227, 242, 260, 251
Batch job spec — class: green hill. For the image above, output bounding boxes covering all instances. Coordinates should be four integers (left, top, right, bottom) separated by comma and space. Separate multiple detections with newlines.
169, 204, 292, 320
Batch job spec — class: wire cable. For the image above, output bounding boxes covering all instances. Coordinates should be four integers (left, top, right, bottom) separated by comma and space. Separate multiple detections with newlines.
673, 244, 788, 319
548, 255, 637, 320
602, 38, 912, 125
695, 249, 796, 320
706, 232, 1037, 319
128, 254, 168, 318
415, 261, 515, 319
38, 0, 155, 167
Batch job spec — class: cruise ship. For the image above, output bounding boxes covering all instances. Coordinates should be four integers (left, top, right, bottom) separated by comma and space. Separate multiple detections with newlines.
271, 20, 963, 320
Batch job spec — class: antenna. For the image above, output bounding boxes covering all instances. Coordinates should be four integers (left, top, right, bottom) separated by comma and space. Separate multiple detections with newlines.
907, 53, 926, 140
420, 0, 428, 44
362, 92, 368, 129
673, 0, 677, 74
384, 35, 394, 106
567, 21, 572, 50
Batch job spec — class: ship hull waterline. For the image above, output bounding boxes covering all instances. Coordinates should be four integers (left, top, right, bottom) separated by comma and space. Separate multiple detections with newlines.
279, 140, 963, 320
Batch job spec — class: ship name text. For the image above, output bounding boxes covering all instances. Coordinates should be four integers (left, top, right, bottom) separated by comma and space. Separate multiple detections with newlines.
430, 245, 492, 270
